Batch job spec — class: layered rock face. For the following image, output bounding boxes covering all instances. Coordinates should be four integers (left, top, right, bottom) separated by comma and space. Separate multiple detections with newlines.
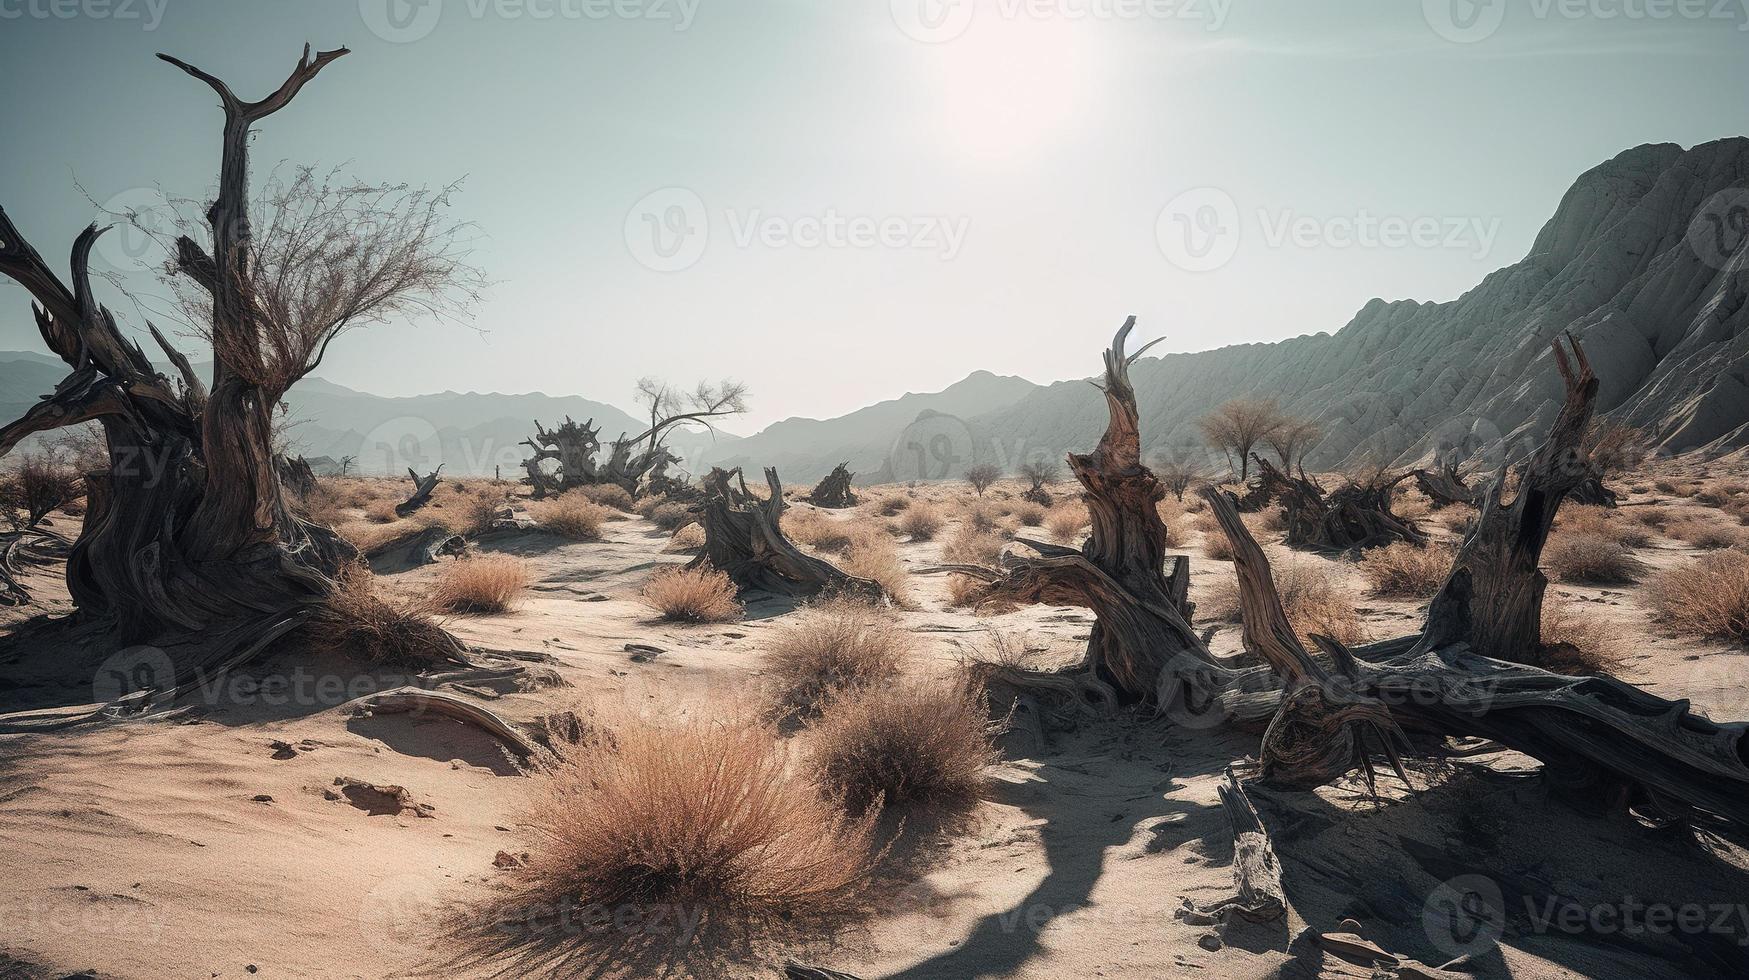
982, 139, 1749, 472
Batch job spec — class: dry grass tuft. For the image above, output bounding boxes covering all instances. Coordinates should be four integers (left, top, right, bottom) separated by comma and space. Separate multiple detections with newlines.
1358, 542, 1454, 598
534, 493, 614, 541
570, 483, 635, 511
1664, 518, 1743, 551
364, 498, 400, 524
1201, 559, 1369, 648
1540, 596, 1626, 675
641, 566, 742, 623
645, 501, 696, 532
876, 495, 911, 516
1556, 505, 1651, 547
514, 710, 882, 942
433, 554, 532, 614
836, 526, 910, 604
896, 502, 943, 541
784, 508, 854, 552
803, 676, 1000, 817
1044, 501, 1088, 544
763, 598, 907, 717
943, 525, 1006, 565
1196, 512, 1235, 561
1545, 533, 1643, 585
664, 522, 707, 552
1647, 551, 1749, 643
306, 565, 456, 666
1012, 501, 1047, 527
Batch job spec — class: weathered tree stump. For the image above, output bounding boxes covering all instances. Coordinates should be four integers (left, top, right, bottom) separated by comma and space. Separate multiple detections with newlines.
1251, 456, 1425, 552
688, 467, 886, 601
808, 462, 858, 508
921, 318, 1205, 704
394, 466, 442, 518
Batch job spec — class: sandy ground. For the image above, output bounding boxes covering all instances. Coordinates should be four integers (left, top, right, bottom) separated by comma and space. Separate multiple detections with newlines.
2, 475, 1748, 979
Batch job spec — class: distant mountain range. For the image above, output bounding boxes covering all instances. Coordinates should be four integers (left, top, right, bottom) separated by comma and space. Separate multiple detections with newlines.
4, 139, 1746, 486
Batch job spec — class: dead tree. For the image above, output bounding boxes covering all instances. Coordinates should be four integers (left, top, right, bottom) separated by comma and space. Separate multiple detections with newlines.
923, 318, 1202, 703
1412, 451, 1479, 509
807, 463, 858, 508
1251, 455, 1425, 552
1018, 458, 1060, 506
1233, 457, 1296, 513
688, 467, 885, 601
0, 46, 476, 684
394, 465, 442, 517
1186, 338, 1749, 830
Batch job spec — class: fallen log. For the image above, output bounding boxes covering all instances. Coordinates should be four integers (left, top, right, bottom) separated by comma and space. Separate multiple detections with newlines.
1177, 766, 1287, 924
1252, 455, 1425, 552
1413, 452, 1480, 509
352, 687, 540, 760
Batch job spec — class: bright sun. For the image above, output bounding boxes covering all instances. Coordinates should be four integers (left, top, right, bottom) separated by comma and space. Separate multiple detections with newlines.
923, 17, 1100, 165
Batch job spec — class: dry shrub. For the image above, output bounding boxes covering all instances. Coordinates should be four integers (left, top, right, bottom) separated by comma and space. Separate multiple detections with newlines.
763, 598, 906, 716
943, 525, 1005, 565
896, 502, 943, 541
534, 493, 613, 541
1665, 518, 1743, 551
1557, 505, 1651, 548
516, 710, 881, 942
1248, 508, 1286, 536
784, 508, 854, 552
1358, 542, 1454, 598
1395, 492, 1432, 521
1012, 501, 1047, 527
456, 488, 509, 537
641, 566, 741, 623
292, 482, 347, 529
876, 495, 911, 516
570, 483, 635, 511
1627, 505, 1676, 530
364, 498, 399, 524
306, 565, 454, 666
1196, 512, 1235, 561
1647, 551, 1749, 643
1044, 501, 1088, 543
665, 522, 706, 552
803, 676, 1000, 817
646, 501, 696, 531
1540, 596, 1625, 675
1545, 533, 1643, 585
1201, 560, 1368, 648
837, 527, 910, 604
958, 502, 1004, 536
432, 554, 531, 614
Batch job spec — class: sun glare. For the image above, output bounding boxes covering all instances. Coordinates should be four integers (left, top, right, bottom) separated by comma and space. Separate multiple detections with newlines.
922, 18, 1100, 165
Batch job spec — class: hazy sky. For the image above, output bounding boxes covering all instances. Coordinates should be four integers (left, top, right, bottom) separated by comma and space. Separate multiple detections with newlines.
3, 0, 1747, 431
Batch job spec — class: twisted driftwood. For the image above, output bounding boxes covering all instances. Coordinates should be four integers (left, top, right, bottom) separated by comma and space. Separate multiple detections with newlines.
688, 467, 886, 601
1413, 451, 1480, 509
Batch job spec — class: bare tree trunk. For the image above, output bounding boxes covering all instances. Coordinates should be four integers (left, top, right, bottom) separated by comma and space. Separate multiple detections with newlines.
1251, 455, 1425, 552
924, 318, 1207, 703
0, 47, 362, 684
395, 466, 443, 518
